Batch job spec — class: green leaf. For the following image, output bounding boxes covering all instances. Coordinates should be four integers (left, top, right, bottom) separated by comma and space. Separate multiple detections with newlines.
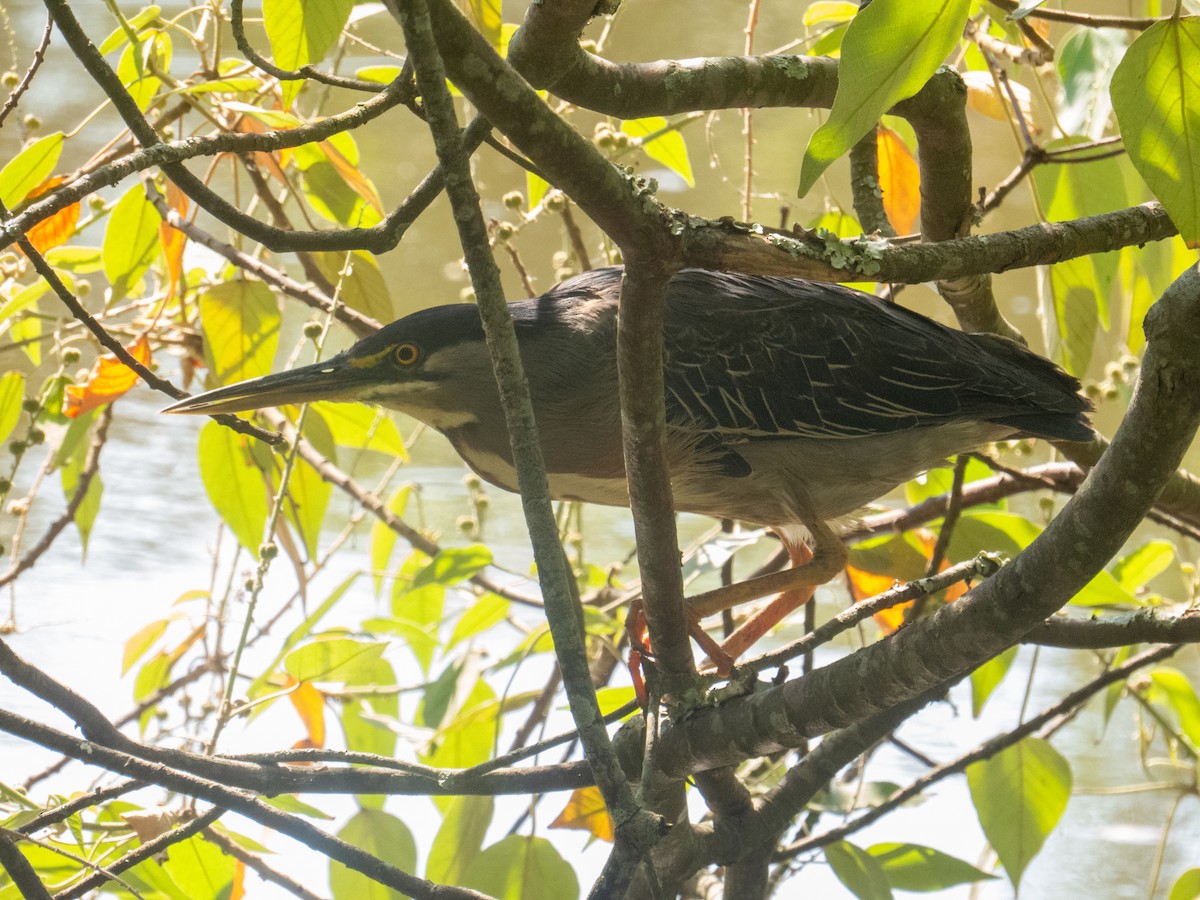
98, 5, 162, 54
102, 184, 162, 300
266, 794, 333, 819
797, 0, 970, 196
422, 678, 497, 770
527, 171, 550, 208
1111, 17, 1200, 246
869, 842, 996, 891
1113, 539, 1176, 591
61, 446, 103, 555
948, 511, 1042, 561
825, 841, 893, 900
1170, 867, 1200, 900
284, 637, 386, 684
1057, 27, 1125, 139
197, 420, 269, 558
0, 131, 63, 207
282, 414, 334, 559
264, 0, 354, 108
1148, 667, 1200, 749
427, 796, 494, 886
329, 809, 416, 900
803, 1, 859, 28
967, 737, 1071, 888
116, 31, 170, 111
313, 251, 395, 323
413, 545, 493, 588
370, 485, 412, 596
199, 281, 281, 386
622, 117, 695, 187
447, 593, 510, 649
44, 245, 103, 272
162, 834, 235, 900
312, 401, 407, 459
340, 655, 398, 760
1046, 255, 1100, 375
463, 835, 579, 900
971, 646, 1017, 717
355, 64, 404, 84
0, 372, 26, 447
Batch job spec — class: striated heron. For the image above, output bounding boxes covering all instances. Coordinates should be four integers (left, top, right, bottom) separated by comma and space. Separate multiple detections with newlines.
165, 268, 1093, 631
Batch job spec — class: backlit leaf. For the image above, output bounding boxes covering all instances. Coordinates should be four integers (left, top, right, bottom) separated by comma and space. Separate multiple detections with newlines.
102, 184, 161, 299
199, 280, 281, 386
463, 835, 579, 900
123, 618, 172, 675
427, 796, 494, 885
284, 637, 387, 684
264, 0, 354, 108
971, 646, 1017, 717
826, 841, 893, 900
24, 177, 79, 253
1111, 17, 1200, 246
370, 485, 412, 596
198, 420, 269, 558
876, 125, 919, 233
447, 593, 510, 649
287, 677, 327, 748
1057, 27, 1125, 139
312, 401, 406, 458
1113, 539, 1176, 591
329, 809, 416, 900
550, 786, 614, 842
0, 371, 26, 446
622, 116, 695, 188
163, 833, 235, 900
869, 842, 996, 891
313, 250, 395, 323
0, 132, 63, 207
413, 545, 493, 588
798, 0, 970, 196
1147, 667, 1200, 749
967, 737, 1071, 888
63, 335, 152, 418
1170, 867, 1200, 900
962, 69, 1034, 129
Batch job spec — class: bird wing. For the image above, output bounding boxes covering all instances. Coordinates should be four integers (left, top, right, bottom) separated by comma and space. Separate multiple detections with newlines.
661, 270, 1088, 442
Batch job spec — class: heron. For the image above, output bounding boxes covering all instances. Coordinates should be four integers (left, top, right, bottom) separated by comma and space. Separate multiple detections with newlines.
165, 267, 1092, 652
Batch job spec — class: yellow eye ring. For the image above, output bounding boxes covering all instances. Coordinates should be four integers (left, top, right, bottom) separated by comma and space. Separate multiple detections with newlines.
393, 342, 420, 366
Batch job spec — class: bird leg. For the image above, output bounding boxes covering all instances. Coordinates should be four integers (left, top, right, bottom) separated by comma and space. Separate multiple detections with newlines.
686, 517, 847, 621
716, 540, 816, 661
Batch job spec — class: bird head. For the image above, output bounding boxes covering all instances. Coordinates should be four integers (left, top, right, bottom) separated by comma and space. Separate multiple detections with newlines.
162, 304, 493, 430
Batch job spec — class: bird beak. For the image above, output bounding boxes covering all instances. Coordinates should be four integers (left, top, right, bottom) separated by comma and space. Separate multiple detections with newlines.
162, 356, 365, 415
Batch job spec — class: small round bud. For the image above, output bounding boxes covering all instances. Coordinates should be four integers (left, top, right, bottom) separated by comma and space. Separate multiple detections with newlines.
303, 320, 323, 339
244, 578, 256, 591
0, 544, 7, 557
495, 221, 516, 240
75, 281, 91, 297
544, 191, 566, 212
556, 267, 577, 283
0, 478, 12, 493
260, 542, 278, 560
1, 72, 19, 88
1104, 385, 1120, 401
614, 131, 630, 149
551, 251, 570, 268
201, 701, 215, 714
474, 494, 490, 510
9, 440, 26, 456
159, 125, 174, 139
27, 428, 44, 446
502, 191, 524, 209
22, 114, 40, 131
464, 473, 482, 490
579, 39, 598, 53
155, 708, 169, 721
1083, 382, 1102, 400
88, 195, 106, 211
459, 287, 476, 303
608, 248, 623, 265
62, 347, 82, 365
456, 515, 478, 535
7, 498, 28, 515
21, 399, 38, 413
1105, 362, 1124, 382
593, 122, 613, 139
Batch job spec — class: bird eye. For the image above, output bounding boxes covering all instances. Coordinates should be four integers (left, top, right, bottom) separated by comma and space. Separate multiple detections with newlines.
393, 342, 420, 366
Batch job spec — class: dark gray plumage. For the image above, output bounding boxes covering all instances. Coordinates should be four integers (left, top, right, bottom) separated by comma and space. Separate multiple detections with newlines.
165, 267, 1093, 537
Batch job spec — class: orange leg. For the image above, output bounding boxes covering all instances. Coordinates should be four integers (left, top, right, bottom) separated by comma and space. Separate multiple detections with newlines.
718, 542, 815, 661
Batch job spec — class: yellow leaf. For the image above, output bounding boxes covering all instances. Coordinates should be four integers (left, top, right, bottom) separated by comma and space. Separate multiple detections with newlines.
23, 177, 79, 253
876, 126, 920, 235
962, 70, 1036, 132
319, 139, 384, 215
287, 676, 327, 748
63, 335, 151, 418
550, 786, 614, 842
160, 183, 189, 301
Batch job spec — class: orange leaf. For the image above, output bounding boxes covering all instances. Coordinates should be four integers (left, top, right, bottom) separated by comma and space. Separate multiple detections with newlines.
234, 115, 291, 184
877, 126, 920, 235
287, 676, 326, 748
230, 859, 246, 900
160, 183, 189, 302
320, 140, 384, 215
63, 335, 152, 419
24, 177, 80, 253
550, 786, 614, 842
856, 530, 971, 633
